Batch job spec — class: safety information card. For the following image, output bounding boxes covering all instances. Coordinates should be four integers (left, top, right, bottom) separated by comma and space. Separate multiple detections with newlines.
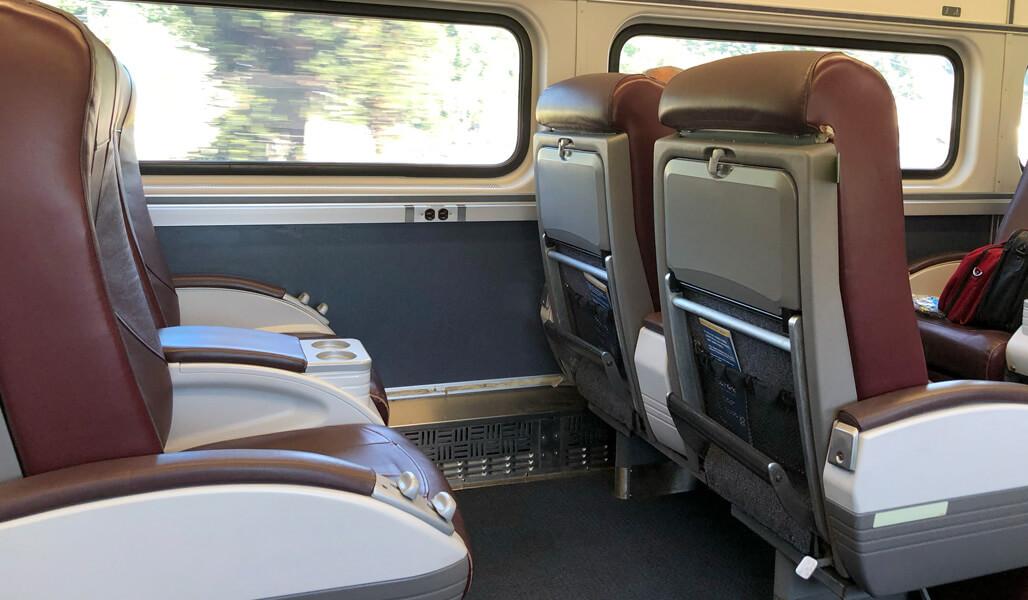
699, 318, 741, 370
698, 318, 749, 440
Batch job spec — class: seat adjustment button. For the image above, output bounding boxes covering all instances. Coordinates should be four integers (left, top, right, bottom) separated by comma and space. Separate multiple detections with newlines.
431, 491, 457, 522
397, 471, 420, 500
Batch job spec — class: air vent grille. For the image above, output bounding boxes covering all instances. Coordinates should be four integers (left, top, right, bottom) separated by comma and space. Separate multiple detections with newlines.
399, 412, 613, 488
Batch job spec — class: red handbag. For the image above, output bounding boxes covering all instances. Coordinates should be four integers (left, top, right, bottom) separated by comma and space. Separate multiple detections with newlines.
939, 243, 1004, 324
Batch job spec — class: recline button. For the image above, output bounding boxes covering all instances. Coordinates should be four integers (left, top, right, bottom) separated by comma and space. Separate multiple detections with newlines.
397, 471, 420, 500
431, 491, 457, 522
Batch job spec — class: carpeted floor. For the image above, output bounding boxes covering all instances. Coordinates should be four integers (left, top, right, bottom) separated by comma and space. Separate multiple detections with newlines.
456, 471, 774, 600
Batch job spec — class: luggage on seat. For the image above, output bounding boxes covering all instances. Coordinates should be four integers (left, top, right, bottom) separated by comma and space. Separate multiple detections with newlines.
938, 241, 1003, 324
920, 229, 1028, 381
974, 229, 1028, 332
656, 51, 1028, 597
911, 170, 1028, 380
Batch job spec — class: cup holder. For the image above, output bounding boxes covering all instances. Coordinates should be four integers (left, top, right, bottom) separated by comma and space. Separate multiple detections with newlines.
312, 340, 351, 350
316, 351, 357, 361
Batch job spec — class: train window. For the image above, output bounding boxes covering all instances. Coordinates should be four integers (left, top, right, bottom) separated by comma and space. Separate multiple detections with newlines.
1019, 68, 1028, 167
45, 0, 530, 176
614, 28, 961, 177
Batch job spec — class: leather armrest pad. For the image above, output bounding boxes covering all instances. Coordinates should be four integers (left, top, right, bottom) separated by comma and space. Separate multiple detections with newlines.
908, 251, 967, 274
838, 380, 1028, 431
173, 274, 286, 299
0, 449, 376, 524
160, 326, 307, 373
643, 311, 664, 335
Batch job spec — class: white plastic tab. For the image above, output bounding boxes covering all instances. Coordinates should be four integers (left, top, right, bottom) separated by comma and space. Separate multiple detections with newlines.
398, 471, 421, 500
795, 556, 818, 580
634, 328, 689, 456
1006, 300, 1028, 373
316, 303, 329, 316
431, 492, 457, 522
296, 292, 311, 305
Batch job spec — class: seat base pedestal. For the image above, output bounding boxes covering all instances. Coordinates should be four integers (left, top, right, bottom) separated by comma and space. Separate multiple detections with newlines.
612, 432, 697, 500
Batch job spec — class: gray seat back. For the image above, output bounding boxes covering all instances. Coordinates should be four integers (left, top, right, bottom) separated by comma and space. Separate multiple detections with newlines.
655, 51, 918, 554
534, 73, 671, 434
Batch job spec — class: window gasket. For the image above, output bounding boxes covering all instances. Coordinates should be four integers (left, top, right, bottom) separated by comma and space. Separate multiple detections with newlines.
609, 24, 964, 180
119, 0, 533, 178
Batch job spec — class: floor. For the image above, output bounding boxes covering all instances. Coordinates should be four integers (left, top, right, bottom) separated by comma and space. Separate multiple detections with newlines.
457, 471, 775, 600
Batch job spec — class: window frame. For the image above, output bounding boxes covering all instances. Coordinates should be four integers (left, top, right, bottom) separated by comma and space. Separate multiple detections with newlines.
609, 24, 964, 180
115, 0, 534, 177
1018, 66, 1028, 170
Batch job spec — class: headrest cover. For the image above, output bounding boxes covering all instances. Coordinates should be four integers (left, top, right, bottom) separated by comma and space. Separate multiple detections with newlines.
536, 72, 664, 132
659, 51, 888, 135
643, 66, 683, 84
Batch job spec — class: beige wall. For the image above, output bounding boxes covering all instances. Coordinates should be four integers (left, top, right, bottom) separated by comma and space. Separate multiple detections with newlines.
146, 0, 1028, 218
673, 0, 1010, 25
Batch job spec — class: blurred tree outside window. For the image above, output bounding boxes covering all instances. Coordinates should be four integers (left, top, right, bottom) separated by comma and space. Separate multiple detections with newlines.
47, 0, 522, 165
620, 36, 957, 172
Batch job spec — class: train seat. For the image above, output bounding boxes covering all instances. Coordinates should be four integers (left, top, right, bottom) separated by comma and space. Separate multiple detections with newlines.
113, 69, 335, 338
0, 0, 386, 447
534, 72, 678, 448
0, 3, 468, 597
656, 51, 1028, 596
113, 65, 390, 424
908, 173, 1028, 381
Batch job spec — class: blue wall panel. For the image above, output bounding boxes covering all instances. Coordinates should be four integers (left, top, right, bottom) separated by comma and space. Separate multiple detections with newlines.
157, 222, 558, 387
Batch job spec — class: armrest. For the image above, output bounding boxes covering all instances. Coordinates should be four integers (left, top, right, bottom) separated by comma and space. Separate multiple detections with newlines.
642, 311, 664, 335
160, 325, 306, 373
837, 380, 1028, 431
908, 251, 968, 274
173, 274, 286, 298
0, 449, 467, 598
908, 251, 966, 296
0, 449, 375, 524
175, 287, 332, 332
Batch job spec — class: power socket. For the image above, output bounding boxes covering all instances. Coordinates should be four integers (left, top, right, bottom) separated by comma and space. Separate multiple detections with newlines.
413, 204, 460, 222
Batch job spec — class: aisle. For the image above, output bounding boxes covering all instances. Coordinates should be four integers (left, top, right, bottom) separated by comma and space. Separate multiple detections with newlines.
457, 472, 775, 600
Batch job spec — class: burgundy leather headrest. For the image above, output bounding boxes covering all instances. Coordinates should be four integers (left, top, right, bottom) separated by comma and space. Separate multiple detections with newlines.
643, 66, 682, 85
535, 72, 673, 307
536, 72, 665, 133
659, 51, 884, 136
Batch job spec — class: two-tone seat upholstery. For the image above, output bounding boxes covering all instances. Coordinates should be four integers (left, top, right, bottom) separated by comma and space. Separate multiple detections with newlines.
533, 72, 674, 439
657, 52, 1028, 596
113, 68, 390, 422
0, 2, 467, 596
910, 174, 1028, 381
113, 66, 335, 337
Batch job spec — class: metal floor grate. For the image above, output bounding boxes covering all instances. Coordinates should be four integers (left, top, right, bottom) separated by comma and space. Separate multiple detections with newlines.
398, 412, 613, 488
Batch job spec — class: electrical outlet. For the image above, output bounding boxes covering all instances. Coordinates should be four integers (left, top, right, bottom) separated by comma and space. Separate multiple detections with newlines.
413, 205, 460, 222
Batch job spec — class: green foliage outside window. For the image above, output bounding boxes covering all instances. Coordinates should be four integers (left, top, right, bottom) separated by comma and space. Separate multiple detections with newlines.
620, 35, 956, 171
50, 0, 521, 165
